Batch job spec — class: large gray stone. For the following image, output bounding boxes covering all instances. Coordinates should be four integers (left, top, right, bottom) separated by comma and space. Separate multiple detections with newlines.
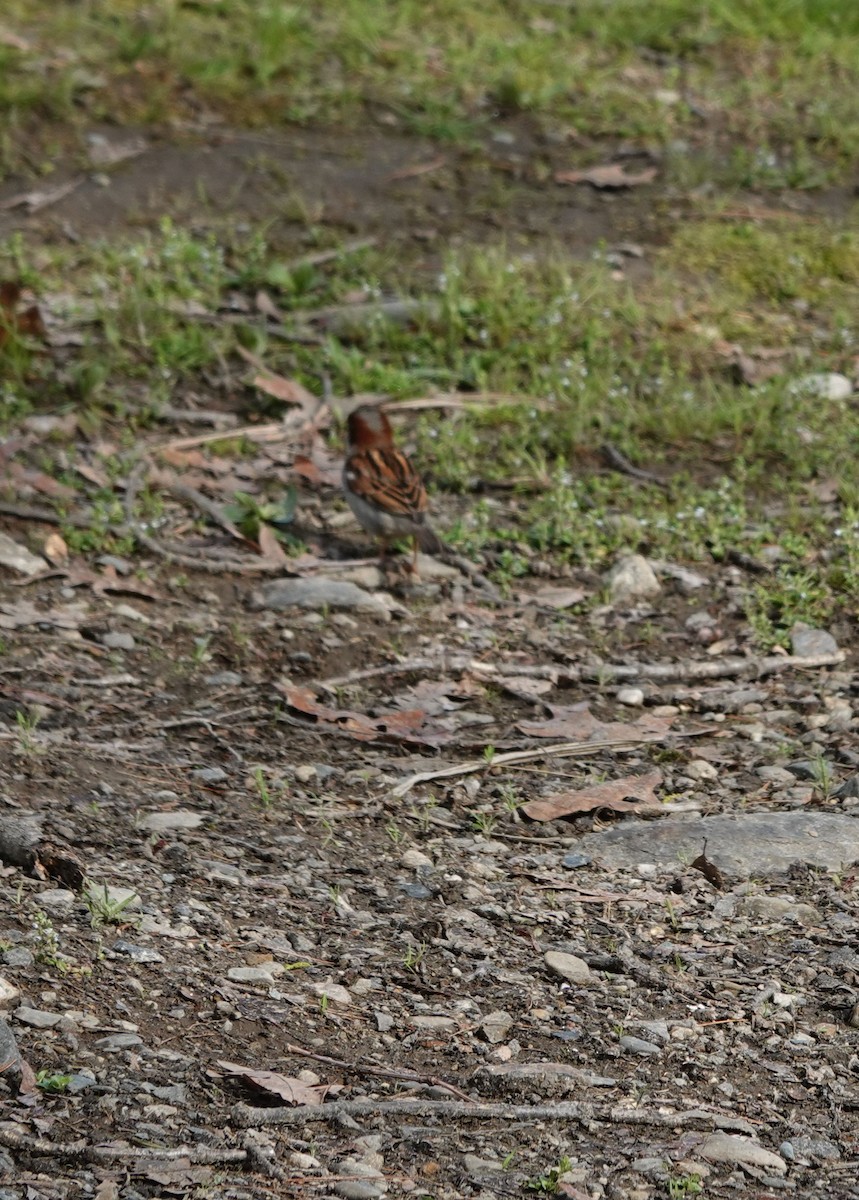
577, 812, 859, 876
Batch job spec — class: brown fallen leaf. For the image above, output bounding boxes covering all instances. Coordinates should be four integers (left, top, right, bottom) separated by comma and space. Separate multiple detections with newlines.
216, 1060, 330, 1106
522, 770, 664, 822
278, 684, 452, 747
257, 523, 289, 564
555, 163, 657, 189
517, 702, 672, 743
690, 840, 724, 890
0, 281, 47, 348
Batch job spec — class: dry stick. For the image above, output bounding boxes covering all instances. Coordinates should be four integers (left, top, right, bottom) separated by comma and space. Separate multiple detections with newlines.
0, 501, 104, 529
281, 1041, 474, 1103
389, 732, 703, 800
234, 1098, 754, 1133
0, 1125, 247, 1166
601, 442, 669, 488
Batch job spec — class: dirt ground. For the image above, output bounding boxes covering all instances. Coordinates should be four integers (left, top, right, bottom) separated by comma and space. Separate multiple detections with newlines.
1, 126, 858, 1200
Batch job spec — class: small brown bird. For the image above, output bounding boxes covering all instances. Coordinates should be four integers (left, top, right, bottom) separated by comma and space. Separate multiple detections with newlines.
342, 405, 442, 564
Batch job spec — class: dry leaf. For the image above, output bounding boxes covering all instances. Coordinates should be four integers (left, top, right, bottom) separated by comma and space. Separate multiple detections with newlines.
517, 702, 672, 743
257, 523, 288, 564
216, 1061, 329, 1106
555, 164, 657, 189
522, 770, 664, 821
279, 684, 451, 747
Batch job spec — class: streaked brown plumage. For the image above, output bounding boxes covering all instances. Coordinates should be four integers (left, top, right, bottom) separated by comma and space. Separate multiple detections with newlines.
342, 405, 442, 561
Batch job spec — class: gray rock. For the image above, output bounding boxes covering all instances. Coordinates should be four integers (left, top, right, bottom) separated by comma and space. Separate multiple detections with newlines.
251, 578, 393, 618
478, 1061, 617, 1097
464, 1154, 503, 1174
787, 1134, 841, 1160
333, 1157, 387, 1199
617, 686, 645, 707
578, 812, 859, 876
374, 1011, 394, 1033
140, 810, 204, 831
620, 1035, 661, 1056
294, 764, 316, 784
226, 965, 284, 983
480, 1010, 514, 1043
95, 1032, 144, 1051
410, 1015, 457, 1031
0, 1018, 21, 1075
14, 1006, 62, 1029
111, 940, 165, 963
190, 767, 228, 784
652, 561, 709, 591
101, 631, 136, 651
0, 977, 19, 1003
606, 554, 662, 603
0, 533, 46, 576
36, 890, 76, 913
544, 951, 593, 985
790, 623, 839, 657
699, 1133, 786, 1172
738, 896, 819, 926
2, 947, 33, 969
685, 759, 718, 781
798, 372, 852, 402
204, 671, 243, 687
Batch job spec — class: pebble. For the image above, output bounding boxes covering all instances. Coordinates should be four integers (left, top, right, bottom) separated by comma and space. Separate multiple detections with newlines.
14, 1006, 62, 1029
605, 554, 662, 603
0, 1020, 21, 1075
101, 631, 136, 651
480, 1010, 514, 1044
699, 1133, 786, 1172
374, 1012, 394, 1033
402, 849, 434, 870
738, 896, 819, 926
410, 1015, 457, 1031
0, 977, 19, 1003
85, 883, 140, 911
333, 1159, 387, 1200
312, 980, 352, 1005
0, 532, 46, 576
464, 1154, 502, 1174
111, 941, 165, 963
204, 671, 243, 687
544, 951, 593, 986
190, 767, 228, 784
617, 686, 645, 707
36, 890, 76, 913
685, 759, 718, 781
95, 1032, 144, 1051
294, 764, 316, 784
562, 852, 591, 869
226, 964, 284, 983
251, 578, 394, 619
790, 623, 839, 657
619, 1035, 661, 1056
798, 372, 852, 402
140, 810, 205, 831
399, 882, 433, 900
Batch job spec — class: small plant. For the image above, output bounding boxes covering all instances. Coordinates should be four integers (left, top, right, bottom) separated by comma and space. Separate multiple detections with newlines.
84, 882, 139, 930
483, 744, 496, 765
252, 766, 276, 809
403, 942, 426, 973
15, 708, 41, 755
36, 1069, 73, 1093
190, 635, 213, 665
497, 783, 521, 813
385, 821, 405, 846
669, 1171, 703, 1198
32, 909, 69, 973
472, 812, 497, 836
809, 753, 835, 801
524, 1155, 573, 1193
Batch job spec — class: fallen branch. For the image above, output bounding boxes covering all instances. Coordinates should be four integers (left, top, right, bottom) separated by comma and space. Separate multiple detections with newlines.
280, 1041, 474, 1103
559, 651, 845, 682
234, 1097, 755, 1134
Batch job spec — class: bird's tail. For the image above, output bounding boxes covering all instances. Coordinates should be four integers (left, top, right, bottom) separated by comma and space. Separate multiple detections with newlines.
417, 524, 445, 556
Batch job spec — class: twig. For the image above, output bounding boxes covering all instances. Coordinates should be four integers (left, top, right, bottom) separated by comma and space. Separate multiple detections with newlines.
284, 237, 377, 270
0, 1124, 247, 1165
389, 735, 668, 799
0, 501, 102, 529
559, 652, 845, 682
316, 654, 474, 693
161, 481, 250, 545
601, 442, 668, 488
234, 1097, 754, 1133
281, 1041, 474, 1103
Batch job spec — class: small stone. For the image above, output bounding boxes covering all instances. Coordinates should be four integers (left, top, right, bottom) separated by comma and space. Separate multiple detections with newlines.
312, 980, 352, 1005
480, 1010, 514, 1044
190, 766, 228, 784
0, 533, 47, 576
617, 686, 645, 707
226, 965, 284, 983
399, 882, 433, 900
790, 623, 839, 657
798, 372, 852, 402
101, 631, 136, 651
140, 810, 205, 831
294, 764, 316, 784
739, 896, 819, 925
699, 1133, 786, 1172
36, 890, 76, 913
374, 1011, 394, 1033
84, 883, 140, 911
410, 1015, 457, 1031
464, 1154, 503, 1174
606, 554, 661, 603
544, 951, 593, 985
401, 849, 433, 870
14, 1006, 62, 1029
251, 578, 393, 619
620, 1035, 661, 1056
685, 759, 718, 781
204, 671, 243, 687
333, 1157, 387, 1200
0, 977, 19, 1003
562, 852, 591, 869
95, 1032, 144, 1051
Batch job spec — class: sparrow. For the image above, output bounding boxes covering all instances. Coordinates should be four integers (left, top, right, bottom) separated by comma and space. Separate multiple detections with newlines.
342, 405, 443, 563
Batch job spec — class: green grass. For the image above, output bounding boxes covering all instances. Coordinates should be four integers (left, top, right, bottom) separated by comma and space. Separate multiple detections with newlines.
2, 199, 857, 644
2, 2, 859, 184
